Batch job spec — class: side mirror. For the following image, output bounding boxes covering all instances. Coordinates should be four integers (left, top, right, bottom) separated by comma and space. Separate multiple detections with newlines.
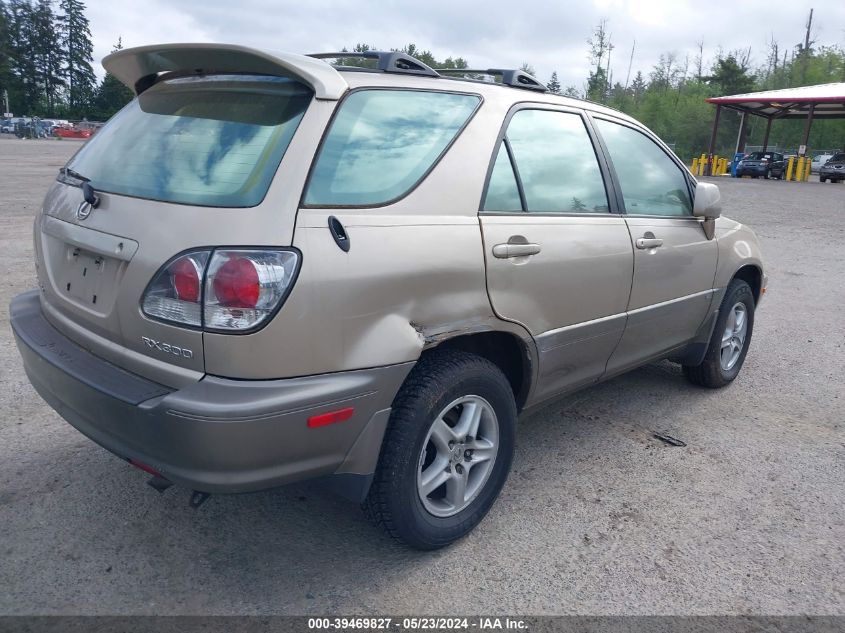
693, 181, 721, 240
693, 181, 721, 219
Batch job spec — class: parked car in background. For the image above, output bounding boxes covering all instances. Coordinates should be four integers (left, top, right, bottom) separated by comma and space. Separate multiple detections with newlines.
14, 119, 51, 139
811, 154, 834, 173
819, 152, 845, 183
0, 120, 14, 134
735, 151, 785, 179
10, 43, 767, 550
53, 126, 92, 139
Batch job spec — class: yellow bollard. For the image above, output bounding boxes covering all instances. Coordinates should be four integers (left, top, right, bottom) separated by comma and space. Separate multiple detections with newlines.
786, 157, 795, 181
691, 158, 699, 174
699, 154, 707, 176
804, 158, 811, 182
796, 157, 805, 182
720, 158, 728, 175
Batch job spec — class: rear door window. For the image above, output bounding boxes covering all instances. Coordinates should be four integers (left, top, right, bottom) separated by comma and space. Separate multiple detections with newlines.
304, 90, 480, 207
483, 108, 610, 213
63, 75, 312, 208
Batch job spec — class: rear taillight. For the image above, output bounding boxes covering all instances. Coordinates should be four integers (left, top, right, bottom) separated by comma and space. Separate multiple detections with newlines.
204, 250, 299, 331
171, 257, 202, 302
142, 251, 210, 327
141, 248, 299, 332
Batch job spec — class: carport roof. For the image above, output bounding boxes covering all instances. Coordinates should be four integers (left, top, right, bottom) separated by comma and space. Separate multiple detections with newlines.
706, 82, 845, 119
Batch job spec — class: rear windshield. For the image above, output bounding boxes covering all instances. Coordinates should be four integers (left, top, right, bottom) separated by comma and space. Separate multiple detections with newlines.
830, 153, 845, 162
745, 152, 774, 160
63, 75, 312, 207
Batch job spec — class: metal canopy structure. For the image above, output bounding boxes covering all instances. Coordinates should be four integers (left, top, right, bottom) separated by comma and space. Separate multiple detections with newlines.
702, 82, 845, 174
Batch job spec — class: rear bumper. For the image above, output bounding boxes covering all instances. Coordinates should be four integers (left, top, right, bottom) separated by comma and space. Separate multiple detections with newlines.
10, 290, 412, 496
819, 170, 844, 180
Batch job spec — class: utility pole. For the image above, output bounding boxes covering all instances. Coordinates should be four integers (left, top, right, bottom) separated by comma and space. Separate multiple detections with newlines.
803, 8, 813, 53
624, 39, 636, 91
2, 89, 9, 117
801, 8, 813, 83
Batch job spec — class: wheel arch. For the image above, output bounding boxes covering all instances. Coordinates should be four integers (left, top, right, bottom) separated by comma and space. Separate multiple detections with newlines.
732, 264, 763, 304
424, 329, 535, 412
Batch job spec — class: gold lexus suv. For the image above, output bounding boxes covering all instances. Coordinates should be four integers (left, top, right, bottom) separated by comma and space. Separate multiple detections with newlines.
10, 44, 766, 549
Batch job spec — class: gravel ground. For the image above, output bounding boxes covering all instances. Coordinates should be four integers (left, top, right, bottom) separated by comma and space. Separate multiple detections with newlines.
0, 136, 843, 616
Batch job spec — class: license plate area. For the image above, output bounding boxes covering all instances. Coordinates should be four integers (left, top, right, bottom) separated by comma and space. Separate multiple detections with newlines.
53, 243, 124, 314
38, 216, 137, 318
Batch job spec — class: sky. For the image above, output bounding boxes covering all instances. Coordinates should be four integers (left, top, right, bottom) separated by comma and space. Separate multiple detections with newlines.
85, 0, 843, 91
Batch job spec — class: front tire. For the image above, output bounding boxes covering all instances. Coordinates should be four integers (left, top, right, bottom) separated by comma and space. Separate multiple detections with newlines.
820, 177, 827, 183
365, 349, 517, 550
683, 279, 755, 388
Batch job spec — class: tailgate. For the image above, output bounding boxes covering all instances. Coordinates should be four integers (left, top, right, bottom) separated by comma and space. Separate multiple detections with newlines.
34, 67, 334, 388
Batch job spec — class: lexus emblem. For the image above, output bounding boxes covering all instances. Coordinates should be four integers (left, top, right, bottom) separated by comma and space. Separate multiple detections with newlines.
76, 200, 92, 221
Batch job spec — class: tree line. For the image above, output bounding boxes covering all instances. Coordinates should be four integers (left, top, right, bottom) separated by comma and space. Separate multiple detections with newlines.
565, 15, 845, 159
0, 0, 130, 120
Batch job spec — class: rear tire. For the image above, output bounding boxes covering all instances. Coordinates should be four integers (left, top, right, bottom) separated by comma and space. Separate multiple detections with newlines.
820, 177, 827, 183
365, 349, 517, 550
683, 279, 755, 389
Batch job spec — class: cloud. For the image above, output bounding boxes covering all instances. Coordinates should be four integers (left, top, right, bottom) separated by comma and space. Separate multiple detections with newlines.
86, 0, 844, 92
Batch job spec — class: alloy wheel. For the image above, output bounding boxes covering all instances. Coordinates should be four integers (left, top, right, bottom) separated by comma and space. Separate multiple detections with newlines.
720, 302, 748, 371
417, 395, 499, 518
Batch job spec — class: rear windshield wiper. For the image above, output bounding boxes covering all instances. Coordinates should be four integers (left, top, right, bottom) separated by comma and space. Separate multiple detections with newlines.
59, 167, 100, 207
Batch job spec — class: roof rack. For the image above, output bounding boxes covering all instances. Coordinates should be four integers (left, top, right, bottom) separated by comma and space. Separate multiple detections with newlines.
435, 68, 548, 92
309, 51, 438, 77
308, 51, 548, 92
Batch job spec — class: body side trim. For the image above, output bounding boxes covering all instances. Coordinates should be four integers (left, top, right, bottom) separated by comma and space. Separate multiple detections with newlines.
626, 288, 715, 319
536, 312, 627, 352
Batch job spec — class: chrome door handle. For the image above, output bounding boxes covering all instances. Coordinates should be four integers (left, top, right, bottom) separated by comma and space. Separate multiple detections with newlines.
635, 237, 664, 250
492, 243, 542, 258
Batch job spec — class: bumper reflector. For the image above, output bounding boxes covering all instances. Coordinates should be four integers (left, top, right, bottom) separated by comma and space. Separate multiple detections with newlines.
129, 459, 161, 477
307, 407, 354, 428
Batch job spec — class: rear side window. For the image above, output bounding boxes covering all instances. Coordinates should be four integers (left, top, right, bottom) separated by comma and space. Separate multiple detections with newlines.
304, 90, 480, 206
484, 109, 610, 213
64, 75, 312, 207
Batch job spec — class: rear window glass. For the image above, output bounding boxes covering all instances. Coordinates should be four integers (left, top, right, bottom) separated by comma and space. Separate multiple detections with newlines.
63, 75, 312, 207
304, 90, 480, 206
830, 153, 845, 162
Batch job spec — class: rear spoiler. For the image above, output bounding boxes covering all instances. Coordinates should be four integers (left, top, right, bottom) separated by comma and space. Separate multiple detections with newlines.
102, 43, 348, 100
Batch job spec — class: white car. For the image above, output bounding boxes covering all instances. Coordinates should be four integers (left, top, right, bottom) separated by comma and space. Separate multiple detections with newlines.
811, 154, 834, 173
